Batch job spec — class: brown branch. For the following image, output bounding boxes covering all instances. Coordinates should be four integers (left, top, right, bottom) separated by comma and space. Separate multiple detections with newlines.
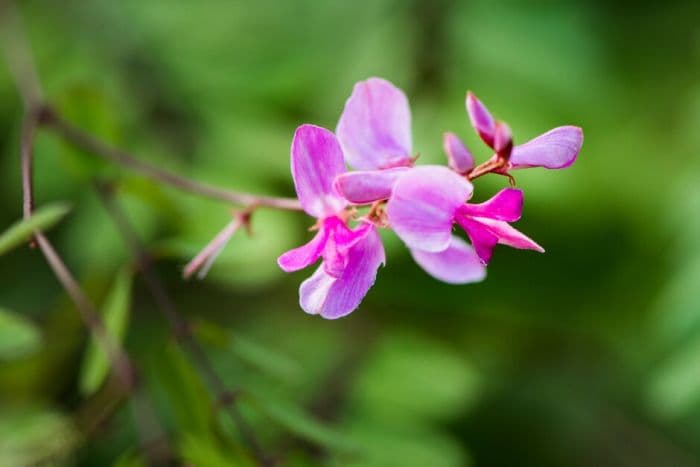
183, 209, 254, 279
3, 6, 172, 463
95, 182, 273, 466
33, 232, 135, 388
41, 108, 302, 211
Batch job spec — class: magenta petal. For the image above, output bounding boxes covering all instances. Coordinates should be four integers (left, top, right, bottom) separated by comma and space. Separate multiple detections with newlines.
299, 226, 385, 319
411, 236, 486, 284
278, 228, 329, 272
334, 167, 410, 204
475, 218, 544, 252
466, 91, 496, 148
457, 215, 543, 263
337, 78, 413, 170
457, 217, 499, 264
443, 132, 475, 174
460, 188, 523, 222
291, 124, 347, 218
494, 122, 513, 156
510, 126, 583, 169
387, 166, 473, 252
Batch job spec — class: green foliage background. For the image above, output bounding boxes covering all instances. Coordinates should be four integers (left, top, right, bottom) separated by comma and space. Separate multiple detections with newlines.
1, 0, 700, 465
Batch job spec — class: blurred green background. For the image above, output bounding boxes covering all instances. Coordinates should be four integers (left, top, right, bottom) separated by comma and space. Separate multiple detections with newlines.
2, 0, 700, 465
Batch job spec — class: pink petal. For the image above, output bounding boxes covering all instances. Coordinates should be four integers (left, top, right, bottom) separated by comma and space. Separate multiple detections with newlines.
291, 124, 347, 218
410, 236, 486, 284
333, 167, 410, 204
494, 122, 513, 156
336, 78, 413, 170
443, 132, 475, 174
278, 228, 329, 272
321, 217, 373, 278
386, 166, 473, 252
474, 217, 544, 252
460, 188, 523, 222
457, 216, 543, 264
299, 226, 385, 319
466, 91, 496, 148
456, 217, 499, 264
510, 126, 583, 170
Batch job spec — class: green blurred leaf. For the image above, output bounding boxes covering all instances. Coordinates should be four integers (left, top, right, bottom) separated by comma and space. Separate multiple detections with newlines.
0, 202, 71, 256
179, 434, 255, 467
196, 320, 302, 383
647, 334, 700, 419
112, 451, 147, 467
79, 265, 133, 396
349, 332, 481, 424
0, 406, 80, 466
0, 308, 41, 360
148, 342, 213, 436
255, 395, 359, 454
335, 423, 469, 467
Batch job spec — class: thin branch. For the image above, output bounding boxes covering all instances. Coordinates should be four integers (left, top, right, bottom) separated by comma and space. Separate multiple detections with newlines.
33, 232, 135, 388
95, 182, 273, 466
183, 212, 248, 279
0, 1, 43, 108
23, 119, 171, 465
42, 109, 302, 210
19, 109, 40, 246
3, 8, 172, 461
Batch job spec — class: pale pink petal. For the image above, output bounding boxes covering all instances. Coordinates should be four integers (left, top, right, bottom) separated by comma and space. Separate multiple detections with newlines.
510, 126, 583, 169
291, 124, 347, 218
299, 226, 385, 319
456, 217, 499, 264
460, 188, 523, 222
298, 267, 335, 316
336, 78, 413, 170
466, 91, 496, 148
387, 166, 473, 252
443, 132, 475, 174
334, 167, 410, 204
410, 236, 486, 284
278, 228, 329, 272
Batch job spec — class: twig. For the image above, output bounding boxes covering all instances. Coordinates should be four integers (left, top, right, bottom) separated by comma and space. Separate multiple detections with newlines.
183, 210, 252, 279
95, 182, 273, 466
42, 109, 302, 210
3, 5, 171, 463
33, 232, 135, 388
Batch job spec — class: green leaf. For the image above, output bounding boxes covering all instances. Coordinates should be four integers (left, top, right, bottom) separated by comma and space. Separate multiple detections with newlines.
79, 266, 133, 396
0, 202, 71, 256
334, 423, 469, 467
178, 434, 255, 467
111, 451, 147, 467
647, 334, 700, 419
148, 342, 213, 436
0, 406, 80, 466
349, 332, 481, 424
195, 320, 302, 383
0, 308, 41, 360
254, 395, 358, 454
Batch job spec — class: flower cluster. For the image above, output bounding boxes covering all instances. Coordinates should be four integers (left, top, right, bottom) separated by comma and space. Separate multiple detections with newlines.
279, 78, 583, 319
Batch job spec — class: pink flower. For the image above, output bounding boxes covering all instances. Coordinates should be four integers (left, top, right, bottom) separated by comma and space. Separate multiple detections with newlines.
387, 166, 543, 264
333, 78, 413, 204
463, 92, 583, 172
277, 125, 385, 319
333, 78, 486, 284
